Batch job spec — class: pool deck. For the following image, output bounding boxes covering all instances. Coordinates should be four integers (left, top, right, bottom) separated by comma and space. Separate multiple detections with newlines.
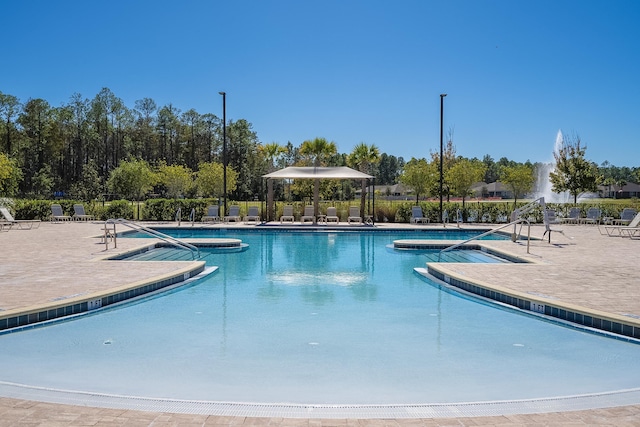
1, 220, 640, 426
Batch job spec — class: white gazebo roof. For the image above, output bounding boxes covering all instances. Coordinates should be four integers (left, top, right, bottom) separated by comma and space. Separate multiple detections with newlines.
263, 166, 373, 180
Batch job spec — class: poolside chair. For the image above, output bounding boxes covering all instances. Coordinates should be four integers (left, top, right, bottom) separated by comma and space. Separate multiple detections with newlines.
347, 206, 362, 224
202, 205, 220, 222
51, 204, 71, 222
244, 206, 261, 224
602, 212, 640, 237
613, 208, 637, 225
280, 205, 295, 223
542, 209, 565, 243
72, 204, 94, 221
410, 206, 429, 224
580, 207, 601, 225
0, 207, 41, 229
561, 207, 581, 224
224, 205, 241, 223
300, 205, 315, 224
325, 207, 339, 223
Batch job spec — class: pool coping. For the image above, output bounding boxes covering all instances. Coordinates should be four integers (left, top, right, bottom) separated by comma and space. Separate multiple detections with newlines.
421, 252, 640, 341
0, 256, 206, 333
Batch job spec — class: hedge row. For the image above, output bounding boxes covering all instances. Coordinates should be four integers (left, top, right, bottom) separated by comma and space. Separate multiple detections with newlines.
3, 198, 639, 224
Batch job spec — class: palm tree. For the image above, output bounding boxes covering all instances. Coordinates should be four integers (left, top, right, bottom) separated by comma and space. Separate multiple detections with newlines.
347, 142, 380, 221
299, 137, 337, 166
259, 142, 285, 172
299, 138, 338, 215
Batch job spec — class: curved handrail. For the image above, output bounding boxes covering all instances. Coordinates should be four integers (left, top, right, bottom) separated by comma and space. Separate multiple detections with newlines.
437, 218, 531, 261
105, 218, 200, 259
175, 207, 181, 226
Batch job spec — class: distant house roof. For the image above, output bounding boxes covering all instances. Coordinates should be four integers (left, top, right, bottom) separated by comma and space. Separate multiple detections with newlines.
263, 166, 373, 179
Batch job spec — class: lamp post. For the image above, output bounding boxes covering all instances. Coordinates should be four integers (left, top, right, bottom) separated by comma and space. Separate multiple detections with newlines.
219, 91, 227, 215
439, 93, 447, 223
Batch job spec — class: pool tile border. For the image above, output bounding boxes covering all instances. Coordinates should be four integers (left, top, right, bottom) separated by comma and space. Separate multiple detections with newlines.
0, 261, 205, 333
423, 261, 640, 341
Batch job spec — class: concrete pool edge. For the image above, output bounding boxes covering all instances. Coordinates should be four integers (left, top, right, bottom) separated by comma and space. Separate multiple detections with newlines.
1, 381, 640, 419
0, 260, 206, 333
421, 261, 640, 341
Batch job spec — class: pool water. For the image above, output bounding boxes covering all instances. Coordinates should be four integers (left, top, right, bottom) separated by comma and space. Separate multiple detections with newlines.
1, 231, 639, 405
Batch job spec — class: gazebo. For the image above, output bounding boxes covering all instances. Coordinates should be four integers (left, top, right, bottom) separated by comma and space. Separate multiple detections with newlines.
262, 166, 374, 223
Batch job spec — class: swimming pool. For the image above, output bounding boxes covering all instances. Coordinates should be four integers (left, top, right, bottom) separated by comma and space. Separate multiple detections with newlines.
1, 230, 639, 416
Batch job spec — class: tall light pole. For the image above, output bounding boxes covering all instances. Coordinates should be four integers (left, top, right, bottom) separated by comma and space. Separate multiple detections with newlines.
219, 91, 227, 215
439, 93, 447, 223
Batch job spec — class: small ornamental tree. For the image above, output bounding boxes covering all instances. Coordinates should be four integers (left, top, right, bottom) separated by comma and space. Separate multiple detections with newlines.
501, 163, 535, 206
446, 159, 486, 208
549, 135, 599, 204
400, 158, 438, 203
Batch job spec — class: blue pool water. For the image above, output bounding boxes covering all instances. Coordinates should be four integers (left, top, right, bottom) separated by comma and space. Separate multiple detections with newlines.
1, 230, 639, 405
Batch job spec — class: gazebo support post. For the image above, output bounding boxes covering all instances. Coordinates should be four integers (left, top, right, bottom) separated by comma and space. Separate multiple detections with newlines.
267, 178, 274, 222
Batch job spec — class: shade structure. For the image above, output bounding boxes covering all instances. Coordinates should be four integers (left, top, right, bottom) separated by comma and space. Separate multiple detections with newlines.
262, 166, 374, 222
263, 166, 373, 180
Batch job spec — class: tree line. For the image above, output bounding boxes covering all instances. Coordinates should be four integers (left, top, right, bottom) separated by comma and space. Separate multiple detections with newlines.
1, 88, 638, 204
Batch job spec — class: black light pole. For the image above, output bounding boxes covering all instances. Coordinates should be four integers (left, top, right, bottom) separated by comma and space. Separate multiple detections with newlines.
219, 91, 227, 216
439, 93, 447, 223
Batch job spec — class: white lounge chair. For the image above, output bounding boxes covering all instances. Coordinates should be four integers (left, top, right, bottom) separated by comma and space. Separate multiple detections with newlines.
410, 206, 429, 224
300, 205, 315, 224
51, 204, 71, 222
244, 206, 260, 224
561, 207, 581, 224
0, 207, 41, 229
347, 206, 362, 224
72, 204, 94, 221
280, 205, 295, 223
202, 205, 220, 222
325, 207, 339, 223
602, 212, 640, 236
224, 205, 241, 223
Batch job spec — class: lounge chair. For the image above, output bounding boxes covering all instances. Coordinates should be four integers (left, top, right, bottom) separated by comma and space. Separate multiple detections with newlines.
244, 206, 260, 224
580, 207, 601, 225
347, 206, 362, 224
202, 205, 221, 222
410, 206, 429, 224
224, 205, 241, 223
602, 212, 640, 236
300, 205, 315, 224
326, 207, 339, 223
51, 204, 71, 222
613, 208, 637, 225
0, 207, 41, 229
72, 204, 94, 221
280, 205, 295, 223
561, 207, 581, 224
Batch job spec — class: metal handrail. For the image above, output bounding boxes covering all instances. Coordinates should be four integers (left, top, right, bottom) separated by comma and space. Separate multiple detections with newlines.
189, 208, 196, 226
104, 218, 200, 259
175, 207, 181, 226
437, 217, 531, 261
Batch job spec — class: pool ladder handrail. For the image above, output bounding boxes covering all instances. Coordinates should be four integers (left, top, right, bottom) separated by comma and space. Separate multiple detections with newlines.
104, 218, 201, 259
175, 208, 197, 227
437, 217, 532, 261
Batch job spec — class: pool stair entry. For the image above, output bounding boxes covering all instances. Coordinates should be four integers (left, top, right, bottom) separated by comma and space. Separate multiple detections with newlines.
103, 218, 201, 259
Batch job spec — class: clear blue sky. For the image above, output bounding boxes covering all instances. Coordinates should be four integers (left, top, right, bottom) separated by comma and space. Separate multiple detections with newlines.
2, 0, 639, 167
